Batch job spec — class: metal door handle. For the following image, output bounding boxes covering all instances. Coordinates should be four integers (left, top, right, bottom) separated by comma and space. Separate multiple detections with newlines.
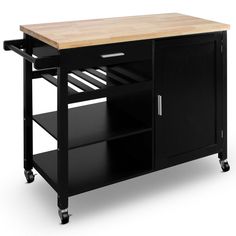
157, 95, 162, 116
100, 52, 125, 58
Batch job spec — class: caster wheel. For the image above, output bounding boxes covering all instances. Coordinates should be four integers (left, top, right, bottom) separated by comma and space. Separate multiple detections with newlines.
220, 160, 230, 172
58, 209, 70, 224
24, 170, 35, 183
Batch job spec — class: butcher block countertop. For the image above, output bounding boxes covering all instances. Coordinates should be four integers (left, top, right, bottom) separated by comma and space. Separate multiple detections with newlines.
20, 13, 230, 50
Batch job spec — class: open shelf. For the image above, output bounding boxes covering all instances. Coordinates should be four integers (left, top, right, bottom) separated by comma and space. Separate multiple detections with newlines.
33, 133, 153, 196
33, 102, 151, 149
40, 66, 151, 103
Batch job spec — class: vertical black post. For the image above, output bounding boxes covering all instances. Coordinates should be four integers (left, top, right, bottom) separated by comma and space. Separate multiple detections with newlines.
152, 39, 157, 170
57, 53, 69, 211
23, 34, 33, 171
219, 31, 227, 161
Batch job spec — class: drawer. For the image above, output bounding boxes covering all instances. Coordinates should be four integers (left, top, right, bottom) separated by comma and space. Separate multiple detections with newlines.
62, 40, 152, 70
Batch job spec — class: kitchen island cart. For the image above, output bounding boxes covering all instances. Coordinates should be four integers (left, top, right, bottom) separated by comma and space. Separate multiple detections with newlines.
3, 13, 230, 224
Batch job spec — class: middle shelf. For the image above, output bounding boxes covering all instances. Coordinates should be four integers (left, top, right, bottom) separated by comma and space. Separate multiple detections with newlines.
33, 102, 151, 149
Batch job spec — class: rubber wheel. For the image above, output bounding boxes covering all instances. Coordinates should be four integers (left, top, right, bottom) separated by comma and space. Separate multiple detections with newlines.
58, 210, 70, 224
220, 161, 230, 172
61, 213, 69, 224
24, 170, 35, 183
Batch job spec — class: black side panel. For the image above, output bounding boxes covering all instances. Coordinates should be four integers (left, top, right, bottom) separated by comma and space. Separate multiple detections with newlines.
155, 33, 223, 169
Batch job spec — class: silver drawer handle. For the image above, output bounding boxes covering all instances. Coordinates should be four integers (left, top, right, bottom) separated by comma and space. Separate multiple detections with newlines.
157, 95, 162, 116
101, 52, 125, 58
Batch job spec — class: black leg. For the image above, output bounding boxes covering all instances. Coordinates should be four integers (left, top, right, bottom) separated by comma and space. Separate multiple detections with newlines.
23, 34, 35, 182
218, 31, 229, 172
218, 150, 227, 161
57, 62, 70, 224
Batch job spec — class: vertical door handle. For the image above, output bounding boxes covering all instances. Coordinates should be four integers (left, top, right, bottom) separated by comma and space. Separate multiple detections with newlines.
157, 95, 162, 116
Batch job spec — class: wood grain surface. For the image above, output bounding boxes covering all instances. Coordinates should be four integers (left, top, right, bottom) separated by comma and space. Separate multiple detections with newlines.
20, 13, 230, 49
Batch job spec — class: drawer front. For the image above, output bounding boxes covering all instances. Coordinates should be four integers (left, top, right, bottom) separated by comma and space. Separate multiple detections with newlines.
61, 40, 152, 70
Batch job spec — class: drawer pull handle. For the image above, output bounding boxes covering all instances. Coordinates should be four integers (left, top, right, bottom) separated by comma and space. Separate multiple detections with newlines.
101, 52, 125, 58
157, 95, 162, 116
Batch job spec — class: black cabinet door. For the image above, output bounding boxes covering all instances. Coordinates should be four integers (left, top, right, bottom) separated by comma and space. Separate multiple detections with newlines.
154, 33, 223, 169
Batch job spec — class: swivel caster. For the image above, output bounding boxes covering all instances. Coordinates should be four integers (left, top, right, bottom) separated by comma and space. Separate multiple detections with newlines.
58, 209, 70, 224
219, 159, 230, 172
24, 170, 35, 183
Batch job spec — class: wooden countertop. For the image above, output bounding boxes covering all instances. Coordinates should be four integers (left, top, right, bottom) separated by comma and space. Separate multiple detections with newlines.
20, 13, 230, 50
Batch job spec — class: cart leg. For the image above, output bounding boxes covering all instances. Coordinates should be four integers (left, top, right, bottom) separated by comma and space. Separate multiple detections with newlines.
23, 34, 35, 183
218, 32, 229, 173
57, 64, 70, 224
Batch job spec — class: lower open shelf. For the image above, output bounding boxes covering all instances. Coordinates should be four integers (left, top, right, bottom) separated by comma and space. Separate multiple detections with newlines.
33, 132, 153, 196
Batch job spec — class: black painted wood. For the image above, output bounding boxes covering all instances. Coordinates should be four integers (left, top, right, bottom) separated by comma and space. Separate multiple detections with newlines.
34, 102, 151, 149
85, 68, 121, 85
218, 31, 227, 160
105, 70, 131, 84
107, 61, 153, 126
68, 74, 94, 92
39, 66, 151, 104
155, 32, 223, 169
33, 133, 152, 196
68, 80, 152, 104
23, 34, 33, 171
108, 66, 147, 82
42, 74, 77, 95
72, 70, 106, 88
61, 40, 152, 70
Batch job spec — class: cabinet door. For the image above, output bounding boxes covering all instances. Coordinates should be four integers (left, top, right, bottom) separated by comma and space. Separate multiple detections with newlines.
155, 33, 223, 169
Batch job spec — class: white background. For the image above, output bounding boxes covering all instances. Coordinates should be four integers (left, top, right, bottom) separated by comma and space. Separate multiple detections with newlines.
0, 0, 235, 235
